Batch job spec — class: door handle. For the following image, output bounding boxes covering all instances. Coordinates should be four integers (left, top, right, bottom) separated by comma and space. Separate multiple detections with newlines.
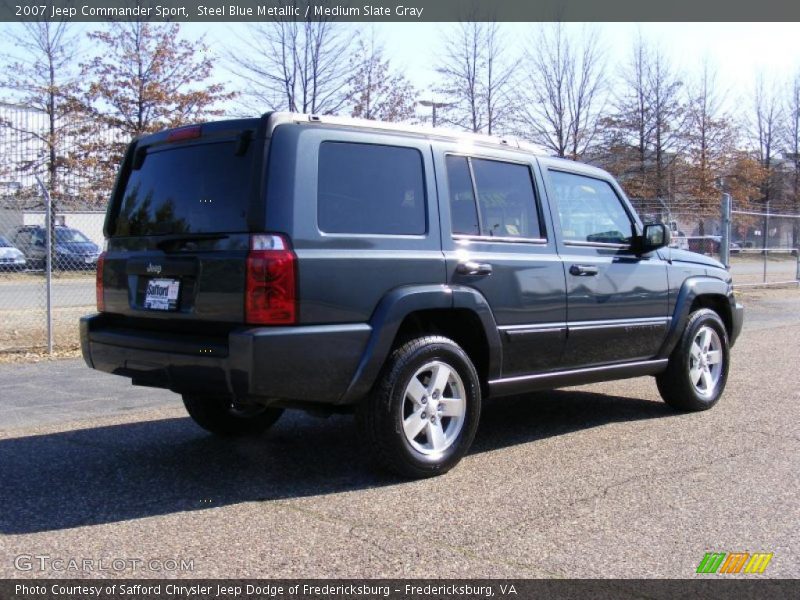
456, 260, 493, 276
569, 264, 599, 276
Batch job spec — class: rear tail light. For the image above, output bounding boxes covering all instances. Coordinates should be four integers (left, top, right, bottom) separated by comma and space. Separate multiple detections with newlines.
245, 234, 296, 325
96, 252, 106, 311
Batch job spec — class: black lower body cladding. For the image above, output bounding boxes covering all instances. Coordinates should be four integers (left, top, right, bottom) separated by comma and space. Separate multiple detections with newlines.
731, 302, 744, 346
80, 314, 371, 404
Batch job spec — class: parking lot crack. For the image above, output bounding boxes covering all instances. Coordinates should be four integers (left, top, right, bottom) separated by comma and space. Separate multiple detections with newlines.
272, 500, 565, 577
495, 440, 779, 539
578, 442, 771, 506
727, 426, 800, 444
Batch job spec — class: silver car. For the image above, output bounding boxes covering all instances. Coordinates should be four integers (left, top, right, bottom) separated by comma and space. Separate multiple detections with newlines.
0, 235, 26, 271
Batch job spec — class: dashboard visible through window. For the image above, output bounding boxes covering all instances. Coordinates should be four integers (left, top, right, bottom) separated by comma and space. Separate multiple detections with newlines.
548, 170, 633, 245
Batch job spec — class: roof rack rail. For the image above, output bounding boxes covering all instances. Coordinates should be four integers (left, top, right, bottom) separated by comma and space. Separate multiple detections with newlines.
262, 111, 550, 155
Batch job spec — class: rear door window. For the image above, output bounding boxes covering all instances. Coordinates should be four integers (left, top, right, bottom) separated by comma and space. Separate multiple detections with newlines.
114, 141, 253, 237
445, 156, 480, 235
317, 142, 426, 235
445, 156, 543, 240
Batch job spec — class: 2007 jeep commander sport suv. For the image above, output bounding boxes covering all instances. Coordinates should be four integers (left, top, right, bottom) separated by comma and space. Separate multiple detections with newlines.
82, 112, 744, 478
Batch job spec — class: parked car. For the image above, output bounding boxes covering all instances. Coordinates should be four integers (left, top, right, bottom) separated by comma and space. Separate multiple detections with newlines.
686, 235, 742, 256
0, 235, 26, 271
668, 231, 689, 251
81, 113, 744, 478
12, 225, 101, 270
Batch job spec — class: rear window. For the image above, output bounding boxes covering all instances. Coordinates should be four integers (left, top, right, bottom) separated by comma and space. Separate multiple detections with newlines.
317, 142, 426, 235
114, 141, 252, 236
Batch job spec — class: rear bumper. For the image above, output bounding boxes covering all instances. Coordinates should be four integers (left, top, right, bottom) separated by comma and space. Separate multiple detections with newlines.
80, 314, 371, 405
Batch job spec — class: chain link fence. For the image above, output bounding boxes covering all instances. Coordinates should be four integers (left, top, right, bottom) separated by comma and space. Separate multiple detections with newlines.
630, 196, 729, 258
1, 101, 119, 355
0, 203, 102, 353
631, 196, 800, 287
0, 190, 797, 355
727, 203, 800, 286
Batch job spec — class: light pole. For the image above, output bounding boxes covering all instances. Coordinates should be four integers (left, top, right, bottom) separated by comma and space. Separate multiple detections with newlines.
419, 99, 454, 128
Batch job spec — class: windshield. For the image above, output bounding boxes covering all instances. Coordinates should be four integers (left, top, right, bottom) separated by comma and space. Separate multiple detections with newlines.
114, 141, 253, 237
0, 236, 10, 248
56, 229, 91, 243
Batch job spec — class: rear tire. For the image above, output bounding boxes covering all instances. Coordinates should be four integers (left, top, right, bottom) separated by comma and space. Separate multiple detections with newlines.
656, 308, 730, 412
357, 336, 481, 479
182, 395, 284, 436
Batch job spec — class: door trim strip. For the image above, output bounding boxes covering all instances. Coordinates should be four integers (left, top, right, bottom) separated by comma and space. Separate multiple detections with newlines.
488, 359, 669, 397
498, 316, 670, 335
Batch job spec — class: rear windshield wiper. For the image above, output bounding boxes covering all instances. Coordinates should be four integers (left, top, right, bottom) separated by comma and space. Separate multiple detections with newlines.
155, 233, 228, 251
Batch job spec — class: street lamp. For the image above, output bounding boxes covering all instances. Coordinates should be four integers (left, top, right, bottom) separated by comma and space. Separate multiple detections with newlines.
418, 99, 454, 128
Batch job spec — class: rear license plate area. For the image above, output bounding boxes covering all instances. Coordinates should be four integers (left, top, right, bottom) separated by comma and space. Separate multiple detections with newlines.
144, 278, 180, 311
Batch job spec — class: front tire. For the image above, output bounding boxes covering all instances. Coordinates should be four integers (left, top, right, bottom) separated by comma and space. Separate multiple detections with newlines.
656, 308, 730, 412
182, 395, 284, 436
357, 336, 481, 479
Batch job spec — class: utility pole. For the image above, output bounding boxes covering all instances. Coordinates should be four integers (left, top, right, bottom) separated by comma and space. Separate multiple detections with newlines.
419, 99, 454, 128
763, 199, 770, 283
720, 193, 732, 269
35, 175, 53, 354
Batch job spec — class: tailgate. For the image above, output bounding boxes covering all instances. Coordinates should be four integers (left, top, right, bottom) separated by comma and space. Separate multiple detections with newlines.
102, 235, 250, 323
99, 119, 265, 327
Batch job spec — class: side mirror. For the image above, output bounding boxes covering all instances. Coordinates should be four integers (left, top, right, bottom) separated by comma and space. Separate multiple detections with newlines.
637, 223, 670, 253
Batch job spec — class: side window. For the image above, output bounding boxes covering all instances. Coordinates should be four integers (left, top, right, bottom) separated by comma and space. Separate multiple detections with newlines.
317, 141, 426, 235
445, 156, 479, 235
549, 170, 633, 245
472, 159, 542, 239
445, 156, 543, 240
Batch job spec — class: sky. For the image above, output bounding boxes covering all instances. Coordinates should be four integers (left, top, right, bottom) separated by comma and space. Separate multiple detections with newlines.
376, 22, 800, 97
195, 21, 800, 121
2, 21, 799, 119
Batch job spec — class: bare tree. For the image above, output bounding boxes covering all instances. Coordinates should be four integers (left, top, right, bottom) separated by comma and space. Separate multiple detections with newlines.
0, 21, 83, 200
79, 22, 234, 195
520, 23, 605, 159
607, 34, 653, 197
228, 13, 352, 115
751, 74, 783, 205
608, 35, 684, 201
681, 61, 735, 205
435, 21, 513, 135
346, 30, 416, 122
647, 46, 685, 200
84, 22, 232, 137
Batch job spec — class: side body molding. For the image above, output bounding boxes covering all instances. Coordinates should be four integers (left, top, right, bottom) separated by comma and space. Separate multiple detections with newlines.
338, 284, 502, 404
657, 276, 737, 359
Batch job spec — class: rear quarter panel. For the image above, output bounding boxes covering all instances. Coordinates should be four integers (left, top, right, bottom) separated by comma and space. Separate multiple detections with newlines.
266, 124, 446, 324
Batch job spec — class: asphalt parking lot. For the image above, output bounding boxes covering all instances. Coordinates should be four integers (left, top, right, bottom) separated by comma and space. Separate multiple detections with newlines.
0, 288, 798, 578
